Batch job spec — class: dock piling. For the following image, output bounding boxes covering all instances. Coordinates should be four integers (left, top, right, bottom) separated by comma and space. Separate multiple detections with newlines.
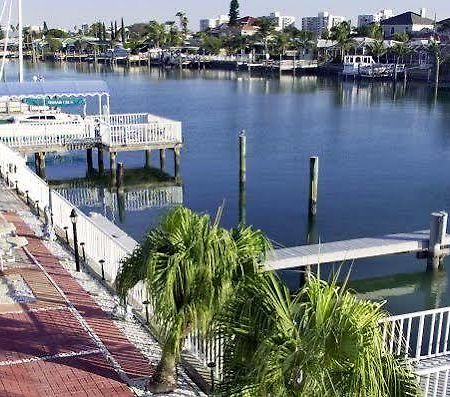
174, 147, 181, 179
145, 150, 151, 169
86, 148, 93, 174
159, 149, 166, 171
308, 156, 319, 217
97, 148, 104, 174
239, 131, 247, 225
110, 152, 117, 178
116, 162, 124, 189
428, 211, 448, 270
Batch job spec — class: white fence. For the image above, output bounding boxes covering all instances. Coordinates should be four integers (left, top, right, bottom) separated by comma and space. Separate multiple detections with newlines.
381, 307, 450, 361
0, 140, 218, 377
0, 113, 182, 150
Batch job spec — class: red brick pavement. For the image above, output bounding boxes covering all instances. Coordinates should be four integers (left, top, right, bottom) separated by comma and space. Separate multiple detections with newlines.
0, 211, 156, 396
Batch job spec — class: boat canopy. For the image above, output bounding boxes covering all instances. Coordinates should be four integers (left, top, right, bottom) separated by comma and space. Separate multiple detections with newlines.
0, 80, 110, 99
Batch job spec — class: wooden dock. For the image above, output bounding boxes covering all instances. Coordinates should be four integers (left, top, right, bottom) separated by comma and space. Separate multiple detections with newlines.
266, 216, 450, 271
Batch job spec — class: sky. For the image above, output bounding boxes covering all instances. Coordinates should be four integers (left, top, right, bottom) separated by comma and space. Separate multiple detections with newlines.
21, 1, 447, 29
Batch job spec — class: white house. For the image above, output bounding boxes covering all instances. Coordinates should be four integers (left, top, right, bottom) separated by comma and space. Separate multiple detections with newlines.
380, 9, 435, 37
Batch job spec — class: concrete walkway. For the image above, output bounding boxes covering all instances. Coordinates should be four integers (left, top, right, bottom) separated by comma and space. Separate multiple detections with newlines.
0, 184, 203, 397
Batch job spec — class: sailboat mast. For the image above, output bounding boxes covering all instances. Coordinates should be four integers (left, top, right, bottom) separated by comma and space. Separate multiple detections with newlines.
18, 0, 23, 82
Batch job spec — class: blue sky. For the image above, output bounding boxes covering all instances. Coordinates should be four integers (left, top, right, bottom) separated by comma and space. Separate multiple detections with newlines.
24, 1, 446, 29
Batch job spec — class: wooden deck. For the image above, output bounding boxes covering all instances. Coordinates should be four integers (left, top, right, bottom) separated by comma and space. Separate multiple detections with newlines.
265, 230, 450, 271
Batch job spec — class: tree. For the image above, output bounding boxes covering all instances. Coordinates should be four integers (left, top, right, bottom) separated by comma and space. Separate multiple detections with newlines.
392, 32, 409, 43
271, 31, 292, 56
102, 22, 107, 42
121, 18, 125, 44
43, 21, 48, 34
115, 206, 270, 393
176, 11, 189, 39
217, 273, 420, 397
110, 21, 114, 42
330, 21, 353, 60
255, 17, 276, 52
370, 40, 386, 63
229, 0, 239, 27
295, 30, 315, 56
145, 21, 167, 48
114, 20, 118, 38
46, 28, 69, 39
357, 23, 383, 40
166, 21, 182, 47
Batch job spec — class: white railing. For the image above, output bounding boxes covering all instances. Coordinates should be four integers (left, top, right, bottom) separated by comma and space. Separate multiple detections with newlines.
381, 307, 450, 361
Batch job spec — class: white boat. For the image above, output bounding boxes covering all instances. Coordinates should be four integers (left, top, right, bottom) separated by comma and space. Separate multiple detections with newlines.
0, 110, 82, 124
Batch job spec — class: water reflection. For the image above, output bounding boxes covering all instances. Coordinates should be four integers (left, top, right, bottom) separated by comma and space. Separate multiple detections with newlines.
48, 166, 183, 225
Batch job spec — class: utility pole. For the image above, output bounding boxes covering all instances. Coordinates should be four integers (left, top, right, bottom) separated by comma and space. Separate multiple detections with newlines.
18, 0, 24, 82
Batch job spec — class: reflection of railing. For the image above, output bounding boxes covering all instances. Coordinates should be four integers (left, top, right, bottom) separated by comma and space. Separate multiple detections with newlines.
54, 185, 183, 211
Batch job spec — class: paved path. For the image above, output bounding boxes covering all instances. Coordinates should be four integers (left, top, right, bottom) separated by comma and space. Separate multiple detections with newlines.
0, 207, 154, 396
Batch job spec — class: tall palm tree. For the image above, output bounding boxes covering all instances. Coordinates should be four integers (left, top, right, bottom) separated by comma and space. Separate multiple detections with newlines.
115, 206, 270, 393
255, 17, 276, 53
217, 273, 420, 396
428, 39, 441, 86
370, 40, 386, 63
330, 21, 353, 61
145, 21, 167, 48
176, 11, 189, 39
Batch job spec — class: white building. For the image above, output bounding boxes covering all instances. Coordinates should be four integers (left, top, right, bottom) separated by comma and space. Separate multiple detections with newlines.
199, 15, 229, 32
268, 11, 296, 31
358, 9, 393, 27
380, 9, 435, 37
302, 12, 349, 36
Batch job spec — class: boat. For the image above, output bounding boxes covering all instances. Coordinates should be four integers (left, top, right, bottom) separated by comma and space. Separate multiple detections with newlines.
342, 55, 376, 76
0, 109, 82, 124
105, 44, 130, 61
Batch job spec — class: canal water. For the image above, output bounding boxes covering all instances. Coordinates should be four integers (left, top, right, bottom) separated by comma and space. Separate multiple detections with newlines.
7, 61, 450, 316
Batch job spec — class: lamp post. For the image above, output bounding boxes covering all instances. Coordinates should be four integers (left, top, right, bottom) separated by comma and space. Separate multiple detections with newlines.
70, 209, 80, 272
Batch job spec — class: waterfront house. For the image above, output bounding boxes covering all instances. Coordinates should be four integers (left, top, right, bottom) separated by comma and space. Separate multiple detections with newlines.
380, 10, 435, 38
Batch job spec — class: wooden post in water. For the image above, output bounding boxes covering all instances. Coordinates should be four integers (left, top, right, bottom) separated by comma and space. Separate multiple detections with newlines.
308, 156, 319, 217
174, 147, 181, 179
160, 149, 166, 171
110, 152, 117, 178
86, 148, 93, 174
239, 131, 247, 225
97, 148, 104, 174
428, 211, 448, 270
145, 150, 151, 169
116, 162, 124, 189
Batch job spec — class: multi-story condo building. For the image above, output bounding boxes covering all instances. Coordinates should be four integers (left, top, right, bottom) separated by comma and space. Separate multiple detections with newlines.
199, 15, 230, 32
268, 11, 296, 31
358, 9, 393, 27
302, 12, 349, 35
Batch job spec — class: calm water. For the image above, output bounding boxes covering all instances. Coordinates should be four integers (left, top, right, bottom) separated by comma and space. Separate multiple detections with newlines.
7, 61, 450, 315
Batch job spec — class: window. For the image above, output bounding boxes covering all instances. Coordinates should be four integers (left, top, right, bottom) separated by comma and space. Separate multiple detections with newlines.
391, 27, 395, 35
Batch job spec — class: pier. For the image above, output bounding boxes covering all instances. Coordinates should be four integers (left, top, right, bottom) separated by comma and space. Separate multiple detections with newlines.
266, 216, 450, 271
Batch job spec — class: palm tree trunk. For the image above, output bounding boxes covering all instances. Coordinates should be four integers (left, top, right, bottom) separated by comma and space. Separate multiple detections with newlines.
149, 348, 177, 393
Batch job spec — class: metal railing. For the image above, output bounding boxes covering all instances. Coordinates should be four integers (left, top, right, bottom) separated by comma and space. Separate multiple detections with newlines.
381, 307, 450, 361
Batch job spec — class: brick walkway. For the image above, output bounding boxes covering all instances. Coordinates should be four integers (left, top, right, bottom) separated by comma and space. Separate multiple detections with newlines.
0, 210, 155, 397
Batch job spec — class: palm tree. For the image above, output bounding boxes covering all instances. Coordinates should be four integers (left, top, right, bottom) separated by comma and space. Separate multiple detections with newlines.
145, 21, 167, 48
217, 273, 420, 396
330, 21, 353, 61
176, 11, 189, 39
428, 39, 441, 86
115, 206, 270, 393
370, 40, 386, 63
271, 32, 291, 56
295, 30, 315, 57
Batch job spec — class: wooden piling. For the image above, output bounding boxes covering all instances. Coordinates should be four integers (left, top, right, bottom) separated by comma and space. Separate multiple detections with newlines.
174, 147, 181, 178
145, 150, 151, 169
86, 148, 93, 173
428, 211, 448, 270
239, 131, 246, 185
97, 148, 104, 174
116, 162, 124, 189
308, 156, 319, 217
239, 131, 247, 225
110, 152, 117, 177
159, 149, 166, 171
